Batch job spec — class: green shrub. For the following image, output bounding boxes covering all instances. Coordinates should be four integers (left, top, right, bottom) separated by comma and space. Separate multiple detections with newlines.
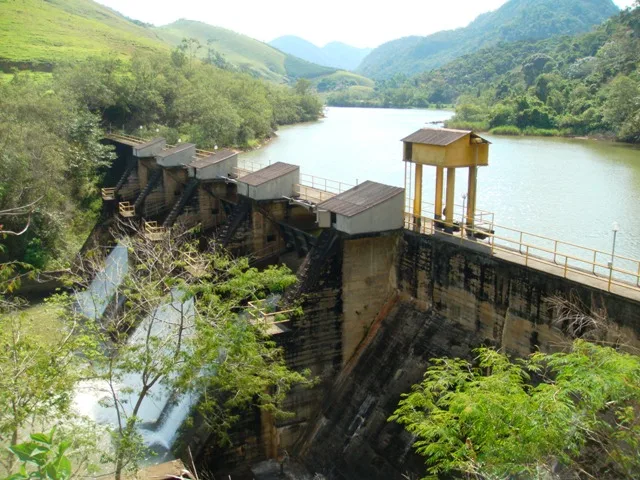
522, 127, 561, 136
489, 125, 522, 135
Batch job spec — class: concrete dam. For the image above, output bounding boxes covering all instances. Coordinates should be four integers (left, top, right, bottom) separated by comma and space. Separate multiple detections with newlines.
96, 130, 640, 479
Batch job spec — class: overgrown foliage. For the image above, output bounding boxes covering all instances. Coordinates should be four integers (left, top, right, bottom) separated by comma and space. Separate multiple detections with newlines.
0, 48, 321, 267
71, 226, 309, 479
390, 340, 640, 479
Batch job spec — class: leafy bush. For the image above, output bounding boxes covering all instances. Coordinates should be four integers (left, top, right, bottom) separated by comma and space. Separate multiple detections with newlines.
522, 126, 561, 136
489, 125, 522, 135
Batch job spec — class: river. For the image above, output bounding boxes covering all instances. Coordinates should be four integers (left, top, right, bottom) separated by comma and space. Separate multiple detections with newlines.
242, 106, 640, 264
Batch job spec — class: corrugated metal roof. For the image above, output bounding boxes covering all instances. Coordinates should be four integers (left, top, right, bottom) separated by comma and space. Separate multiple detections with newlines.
239, 162, 299, 186
401, 128, 490, 147
157, 143, 195, 158
190, 149, 236, 169
401, 128, 470, 146
317, 181, 404, 217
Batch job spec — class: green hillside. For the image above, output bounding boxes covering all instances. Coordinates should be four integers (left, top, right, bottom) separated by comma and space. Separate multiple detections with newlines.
0, 2, 372, 89
0, 0, 168, 70
155, 19, 371, 85
358, 0, 619, 79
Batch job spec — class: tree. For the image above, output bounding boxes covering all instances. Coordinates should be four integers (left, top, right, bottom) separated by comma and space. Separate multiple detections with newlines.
0, 295, 97, 474
602, 75, 640, 139
294, 78, 312, 96
389, 341, 640, 479
77, 225, 309, 480
3, 430, 73, 480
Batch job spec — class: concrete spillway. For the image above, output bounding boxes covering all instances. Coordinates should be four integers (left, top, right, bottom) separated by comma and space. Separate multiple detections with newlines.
73, 245, 197, 457
75, 244, 128, 320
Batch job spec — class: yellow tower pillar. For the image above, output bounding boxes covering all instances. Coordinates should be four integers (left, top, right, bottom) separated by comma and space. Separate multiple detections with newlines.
445, 167, 456, 227
466, 166, 477, 228
434, 166, 444, 220
413, 164, 423, 219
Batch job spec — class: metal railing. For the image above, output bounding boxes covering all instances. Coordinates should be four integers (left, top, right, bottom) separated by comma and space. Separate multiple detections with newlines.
233, 159, 265, 178
405, 196, 495, 232
299, 174, 354, 196
294, 184, 336, 204
404, 213, 640, 294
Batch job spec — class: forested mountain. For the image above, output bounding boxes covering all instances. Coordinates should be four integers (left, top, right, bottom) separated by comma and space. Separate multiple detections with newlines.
331, 4, 640, 143
269, 36, 372, 71
0, 0, 372, 90
358, 0, 620, 79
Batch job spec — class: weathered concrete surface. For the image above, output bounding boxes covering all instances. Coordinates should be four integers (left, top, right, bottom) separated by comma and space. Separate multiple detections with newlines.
342, 234, 399, 364
398, 231, 640, 355
300, 301, 473, 479
298, 230, 640, 479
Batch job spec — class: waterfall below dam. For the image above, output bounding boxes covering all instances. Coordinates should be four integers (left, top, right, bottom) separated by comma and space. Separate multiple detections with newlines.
73, 245, 197, 460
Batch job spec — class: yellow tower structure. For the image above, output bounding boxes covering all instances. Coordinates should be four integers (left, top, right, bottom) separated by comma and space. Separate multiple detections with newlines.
402, 128, 490, 231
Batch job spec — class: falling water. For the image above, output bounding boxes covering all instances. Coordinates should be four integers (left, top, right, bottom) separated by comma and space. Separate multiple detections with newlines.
73, 246, 198, 460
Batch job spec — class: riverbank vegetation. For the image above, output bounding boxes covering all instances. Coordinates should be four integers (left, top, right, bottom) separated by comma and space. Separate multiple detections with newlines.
329, 3, 640, 143
0, 47, 322, 268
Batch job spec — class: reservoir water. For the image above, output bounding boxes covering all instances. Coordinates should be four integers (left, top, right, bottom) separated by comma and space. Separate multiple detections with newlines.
242, 107, 640, 263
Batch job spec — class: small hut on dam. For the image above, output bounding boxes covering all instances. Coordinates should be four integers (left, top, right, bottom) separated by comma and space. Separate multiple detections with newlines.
316, 180, 404, 235
236, 162, 300, 200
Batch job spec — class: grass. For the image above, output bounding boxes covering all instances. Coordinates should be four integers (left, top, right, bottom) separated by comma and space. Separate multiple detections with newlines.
489, 125, 522, 135
3, 301, 66, 345
0, 0, 167, 69
318, 71, 374, 88
0, 0, 373, 89
156, 19, 343, 82
156, 19, 291, 82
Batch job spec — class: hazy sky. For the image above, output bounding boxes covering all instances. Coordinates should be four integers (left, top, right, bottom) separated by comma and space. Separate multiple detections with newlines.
96, 0, 636, 48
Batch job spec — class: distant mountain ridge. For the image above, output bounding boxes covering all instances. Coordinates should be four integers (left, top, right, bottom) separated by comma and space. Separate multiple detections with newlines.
358, 0, 620, 79
269, 35, 372, 71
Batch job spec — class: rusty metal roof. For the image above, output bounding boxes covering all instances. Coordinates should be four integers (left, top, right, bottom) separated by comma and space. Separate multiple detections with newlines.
318, 181, 404, 217
239, 162, 299, 186
190, 149, 236, 169
157, 143, 195, 158
401, 128, 489, 146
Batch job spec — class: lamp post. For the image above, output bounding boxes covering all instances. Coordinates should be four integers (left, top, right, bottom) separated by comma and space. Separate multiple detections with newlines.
608, 221, 619, 291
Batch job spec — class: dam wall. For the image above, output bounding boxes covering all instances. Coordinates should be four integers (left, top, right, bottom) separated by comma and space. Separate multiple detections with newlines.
297, 230, 640, 479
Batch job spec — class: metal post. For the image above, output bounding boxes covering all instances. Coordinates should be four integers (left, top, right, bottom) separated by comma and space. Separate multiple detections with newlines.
553, 240, 558, 264
519, 232, 523, 254
608, 222, 619, 291
461, 194, 467, 239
